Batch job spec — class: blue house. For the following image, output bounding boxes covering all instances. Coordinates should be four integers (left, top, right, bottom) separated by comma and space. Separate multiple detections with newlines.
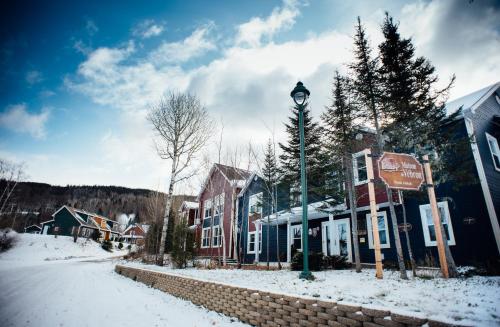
238, 82, 500, 269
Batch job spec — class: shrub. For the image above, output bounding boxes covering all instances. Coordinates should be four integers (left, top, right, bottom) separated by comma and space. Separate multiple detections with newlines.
171, 220, 196, 268
324, 255, 351, 270
91, 229, 102, 242
118, 242, 123, 250
0, 229, 18, 253
101, 239, 113, 252
127, 244, 132, 251
291, 252, 325, 271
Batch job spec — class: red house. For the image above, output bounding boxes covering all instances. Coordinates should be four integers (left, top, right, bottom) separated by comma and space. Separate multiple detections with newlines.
196, 163, 251, 264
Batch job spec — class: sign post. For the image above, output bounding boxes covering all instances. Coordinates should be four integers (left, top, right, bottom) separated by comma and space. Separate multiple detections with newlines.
365, 148, 383, 279
422, 154, 449, 278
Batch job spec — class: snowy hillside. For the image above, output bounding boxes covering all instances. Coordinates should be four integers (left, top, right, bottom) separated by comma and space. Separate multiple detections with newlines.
0, 233, 126, 268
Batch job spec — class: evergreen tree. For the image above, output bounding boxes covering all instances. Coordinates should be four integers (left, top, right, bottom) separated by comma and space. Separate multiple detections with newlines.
350, 16, 409, 279
378, 13, 457, 277
262, 139, 277, 269
279, 103, 323, 202
321, 71, 362, 272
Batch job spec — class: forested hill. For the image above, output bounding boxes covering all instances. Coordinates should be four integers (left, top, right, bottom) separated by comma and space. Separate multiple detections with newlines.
2, 181, 163, 226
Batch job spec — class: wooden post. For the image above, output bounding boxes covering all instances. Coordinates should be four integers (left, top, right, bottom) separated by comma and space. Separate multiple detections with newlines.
422, 155, 449, 279
365, 148, 383, 279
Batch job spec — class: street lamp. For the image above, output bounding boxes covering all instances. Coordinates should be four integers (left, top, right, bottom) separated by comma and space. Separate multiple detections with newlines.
290, 81, 313, 280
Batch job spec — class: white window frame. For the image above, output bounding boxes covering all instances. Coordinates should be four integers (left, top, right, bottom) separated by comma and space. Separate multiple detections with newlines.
249, 192, 263, 215
419, 201, 456, 247
212, 225, 222, 247
366, 211, 391, 249
486, 132, 500, 172
247, 230, 262, 254
203, 199, 212, 220
291, 224, 303, 251
353, 151, 368, 185
201, 227, 211, 248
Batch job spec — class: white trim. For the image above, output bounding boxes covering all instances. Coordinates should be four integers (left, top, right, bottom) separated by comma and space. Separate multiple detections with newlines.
211, 225, 222, 247
485, 132, 500, 172
249, 192, 263, 216
366, 211, 391, 249
465, 117, 500, 255
247, 231, 261, 254
419, 201, 456, 247
353, 150, 368, 185
291, 224, 303, 251
201, 227, 211, 248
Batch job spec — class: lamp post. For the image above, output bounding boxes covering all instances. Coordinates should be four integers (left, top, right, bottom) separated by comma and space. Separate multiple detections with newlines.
290, 81, 313, 280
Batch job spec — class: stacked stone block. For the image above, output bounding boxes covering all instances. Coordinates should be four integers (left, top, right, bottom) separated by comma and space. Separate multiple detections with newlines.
115, 265, 465, 327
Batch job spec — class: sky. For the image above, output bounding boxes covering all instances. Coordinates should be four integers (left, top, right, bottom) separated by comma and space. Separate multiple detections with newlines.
0, 0, 499, 194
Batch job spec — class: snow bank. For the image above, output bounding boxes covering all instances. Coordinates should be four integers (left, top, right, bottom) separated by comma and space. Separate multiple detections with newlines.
0, 233, 127, 269
125, 263, 500, 326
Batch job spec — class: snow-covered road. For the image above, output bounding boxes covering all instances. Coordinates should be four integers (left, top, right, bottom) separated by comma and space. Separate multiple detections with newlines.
0, 252, 247, 327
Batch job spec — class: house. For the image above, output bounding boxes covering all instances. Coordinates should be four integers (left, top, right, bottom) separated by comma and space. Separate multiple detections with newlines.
121, 224, 149, 244
41, 205, 120, 240
238, 82, 500, 268
195, 163, 251, 263
179, 200, 199, 226
24, 224, 41, 234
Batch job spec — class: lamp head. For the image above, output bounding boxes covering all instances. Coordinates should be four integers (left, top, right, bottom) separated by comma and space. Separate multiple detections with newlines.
290, 81, 310, 106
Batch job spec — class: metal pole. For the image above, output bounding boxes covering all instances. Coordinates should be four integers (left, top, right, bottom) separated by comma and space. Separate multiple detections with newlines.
298, 103, 312, 279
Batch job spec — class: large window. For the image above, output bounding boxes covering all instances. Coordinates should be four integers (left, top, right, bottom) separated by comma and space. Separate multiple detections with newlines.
486, 133, 500, 171
353, 151, 368, 185
212, 225, 222, 247
247, 230, 262, 254
366, 211, 390, 249
249, 192, 262, 216
203, 199, 212, 220
201, 227, 211, 248
291, 224, 302, 251
419, 201, 456, 247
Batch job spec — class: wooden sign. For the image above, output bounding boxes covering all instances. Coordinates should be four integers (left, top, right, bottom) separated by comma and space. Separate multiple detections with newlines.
378, 152, 424, 191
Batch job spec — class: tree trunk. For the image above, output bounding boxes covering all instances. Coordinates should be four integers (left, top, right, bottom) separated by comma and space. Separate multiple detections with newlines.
399, 190, 417, 277
345, 156, 362, 272
386, 187, 408, 279
157, 156, 177, 266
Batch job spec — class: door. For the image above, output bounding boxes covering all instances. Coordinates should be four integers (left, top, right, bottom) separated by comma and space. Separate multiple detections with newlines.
333, 218, 352, 262
321, 221, 333, 256
42, 225, 49, 235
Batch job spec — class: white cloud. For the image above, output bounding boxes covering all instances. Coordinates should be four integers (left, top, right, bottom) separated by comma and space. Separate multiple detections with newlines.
86, 19, 98, 35
149, 23, 216, 65
0, 104, 50, 139
235, 0, 301, 47
26, 70, 43, 85
133, 19, 165, 39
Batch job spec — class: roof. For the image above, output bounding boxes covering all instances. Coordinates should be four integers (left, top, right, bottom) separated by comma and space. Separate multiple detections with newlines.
237, 172, 261, 198
24, 224, 41, 230
445, 82, 500, 117
197, 163, 252, 200
123, 223, 146, 235
180, 201, 199, 211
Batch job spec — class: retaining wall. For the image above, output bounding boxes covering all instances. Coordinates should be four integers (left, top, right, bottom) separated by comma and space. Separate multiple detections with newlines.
115, 265, 464, 327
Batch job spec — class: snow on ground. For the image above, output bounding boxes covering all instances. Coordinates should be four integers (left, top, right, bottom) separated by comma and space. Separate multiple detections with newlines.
0, 234, 248, 327
0, 233, 127, 268
127, 262, 500, 326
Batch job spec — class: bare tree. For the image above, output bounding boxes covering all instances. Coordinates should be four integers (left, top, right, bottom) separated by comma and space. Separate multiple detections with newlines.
148, 92, 212, 265
0, 159, 26, 216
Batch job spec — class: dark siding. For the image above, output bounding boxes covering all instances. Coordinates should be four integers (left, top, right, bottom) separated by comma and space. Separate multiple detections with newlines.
53, 207, 80, 236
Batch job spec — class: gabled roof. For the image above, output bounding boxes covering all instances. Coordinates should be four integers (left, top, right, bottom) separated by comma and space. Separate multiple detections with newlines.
197, 163, 252, 200
445, 81, 500, 117
180, 201, 199, 211
24, 224, 41, 230
52, 205, 106, 229
237, 172, 261, 198
123, 223, 145, 235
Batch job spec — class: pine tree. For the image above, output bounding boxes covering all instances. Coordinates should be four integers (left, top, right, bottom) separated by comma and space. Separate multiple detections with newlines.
279, 103, 323, 200
321, 71, 362, 272
378, 13, 457, 277
350, 16, 409, 279
262, 139, 278, 269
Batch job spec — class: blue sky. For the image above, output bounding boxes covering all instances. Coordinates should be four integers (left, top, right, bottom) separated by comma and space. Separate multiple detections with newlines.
1, 0, 499, 193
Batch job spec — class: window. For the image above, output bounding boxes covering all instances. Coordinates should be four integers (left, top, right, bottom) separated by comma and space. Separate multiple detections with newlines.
353, 151, 368, 185
419, 201, 456, 247
486, 133, 500, 171
201, 227, 211, 248
212, 225, 222, 247
249, 192, 262, 216
291, 224, 302, 251
366, 211, 390, 249
214, 193, 224, 220
289, 185, 301, 207
247, 230, 262, 254
203, 199, 212, 220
